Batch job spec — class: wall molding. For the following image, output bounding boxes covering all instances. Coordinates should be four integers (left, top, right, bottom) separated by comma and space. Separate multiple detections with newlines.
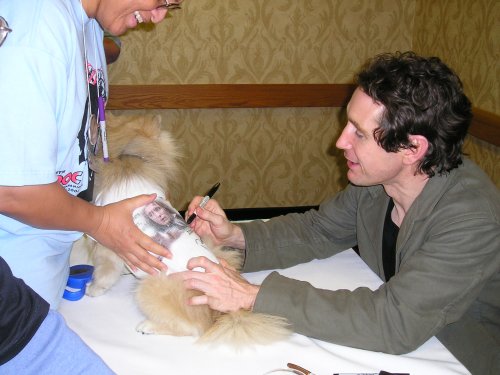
107, 84, 356, 109
107, 84, 499, 146
469, 107, 500, 146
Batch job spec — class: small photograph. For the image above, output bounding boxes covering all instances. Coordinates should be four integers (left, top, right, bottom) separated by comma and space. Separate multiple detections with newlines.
133, 198, 186, 249
130, 197, 219, 277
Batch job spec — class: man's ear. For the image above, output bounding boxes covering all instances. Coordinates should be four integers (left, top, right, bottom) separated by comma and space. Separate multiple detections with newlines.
404, 135, 429, 165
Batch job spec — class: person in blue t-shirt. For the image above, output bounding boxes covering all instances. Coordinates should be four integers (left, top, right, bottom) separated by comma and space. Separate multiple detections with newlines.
0, 0, 183, 309
0, 0, 183, 373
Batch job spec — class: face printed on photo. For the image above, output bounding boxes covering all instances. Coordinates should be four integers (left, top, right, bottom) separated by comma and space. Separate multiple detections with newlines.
144, 201, 175, 226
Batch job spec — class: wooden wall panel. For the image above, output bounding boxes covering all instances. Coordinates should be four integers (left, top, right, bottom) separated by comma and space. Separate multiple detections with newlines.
107, 84, 499, 147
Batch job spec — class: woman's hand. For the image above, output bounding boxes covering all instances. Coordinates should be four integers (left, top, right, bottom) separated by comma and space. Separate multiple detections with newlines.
89, 194, 172, 275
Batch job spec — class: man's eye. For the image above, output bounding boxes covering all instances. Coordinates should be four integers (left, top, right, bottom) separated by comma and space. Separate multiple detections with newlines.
355, 131, 363, 138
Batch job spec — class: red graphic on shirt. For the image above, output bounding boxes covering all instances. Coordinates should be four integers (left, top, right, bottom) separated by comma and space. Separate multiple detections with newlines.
57, 171, 83, 185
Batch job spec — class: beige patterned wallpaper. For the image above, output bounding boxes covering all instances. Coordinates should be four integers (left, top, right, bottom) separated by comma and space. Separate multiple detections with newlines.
109, 0, 415, 84
413, 0, 499, 114
107, 0, 498, 210
412, 0, 500, 193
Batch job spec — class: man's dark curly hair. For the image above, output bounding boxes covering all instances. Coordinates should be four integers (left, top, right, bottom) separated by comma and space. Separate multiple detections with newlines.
356, 51, 472, 177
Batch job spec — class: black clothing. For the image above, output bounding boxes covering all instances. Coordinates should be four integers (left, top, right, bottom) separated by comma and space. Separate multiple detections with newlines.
0, 256, 49, 365
382, 198, 399, 281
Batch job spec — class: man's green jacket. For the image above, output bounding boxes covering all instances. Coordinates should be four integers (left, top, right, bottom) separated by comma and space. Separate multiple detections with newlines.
240, 159, 500, 375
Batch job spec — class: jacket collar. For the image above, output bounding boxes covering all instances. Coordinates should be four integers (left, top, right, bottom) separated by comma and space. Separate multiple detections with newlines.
397, 161, 463, 254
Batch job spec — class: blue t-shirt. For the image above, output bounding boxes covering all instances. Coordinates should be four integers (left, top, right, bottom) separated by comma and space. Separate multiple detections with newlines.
0, 0, 107, 308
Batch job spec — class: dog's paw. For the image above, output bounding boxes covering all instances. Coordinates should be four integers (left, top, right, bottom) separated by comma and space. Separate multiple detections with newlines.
86, 283, 109, 297
86, 270, 122, 297
136, 320, 158, 335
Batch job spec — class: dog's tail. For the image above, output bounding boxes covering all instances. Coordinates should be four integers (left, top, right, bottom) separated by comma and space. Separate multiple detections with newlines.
197, 310, 291, 347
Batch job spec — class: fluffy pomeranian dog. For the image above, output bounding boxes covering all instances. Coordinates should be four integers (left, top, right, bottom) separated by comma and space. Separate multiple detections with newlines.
71, 114, 290, 346
71, 113, 181, 296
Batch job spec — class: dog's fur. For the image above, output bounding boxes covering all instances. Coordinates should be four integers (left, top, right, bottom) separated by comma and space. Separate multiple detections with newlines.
71, 114, 290, 346
135, 246, 290, 345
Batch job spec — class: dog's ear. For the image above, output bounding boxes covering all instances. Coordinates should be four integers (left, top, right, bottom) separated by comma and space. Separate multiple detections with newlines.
152, 114, 162, 127
139, 115, 162, 140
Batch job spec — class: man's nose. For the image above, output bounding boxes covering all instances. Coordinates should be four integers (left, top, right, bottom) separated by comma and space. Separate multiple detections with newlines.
335, 127, 350, 150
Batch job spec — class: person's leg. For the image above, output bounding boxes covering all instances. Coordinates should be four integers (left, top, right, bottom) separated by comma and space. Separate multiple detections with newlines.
1, 310, 115, 375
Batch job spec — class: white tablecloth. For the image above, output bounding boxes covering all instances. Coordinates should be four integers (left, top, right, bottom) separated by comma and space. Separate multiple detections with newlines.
59, 249, 470, 375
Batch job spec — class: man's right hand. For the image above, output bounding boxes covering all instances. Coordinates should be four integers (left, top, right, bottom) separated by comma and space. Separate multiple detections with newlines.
185, 197, 245, 249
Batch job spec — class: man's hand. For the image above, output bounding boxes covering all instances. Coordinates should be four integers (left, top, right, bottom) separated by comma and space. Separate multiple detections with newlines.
176, 256, 259, 313
186, 197, 245, 249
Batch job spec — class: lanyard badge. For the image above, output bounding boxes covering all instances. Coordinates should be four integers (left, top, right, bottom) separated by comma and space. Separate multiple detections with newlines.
0, 16, 12, 47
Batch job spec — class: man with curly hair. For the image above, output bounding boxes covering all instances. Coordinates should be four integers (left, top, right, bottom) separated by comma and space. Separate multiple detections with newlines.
181, 52, 500, 375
